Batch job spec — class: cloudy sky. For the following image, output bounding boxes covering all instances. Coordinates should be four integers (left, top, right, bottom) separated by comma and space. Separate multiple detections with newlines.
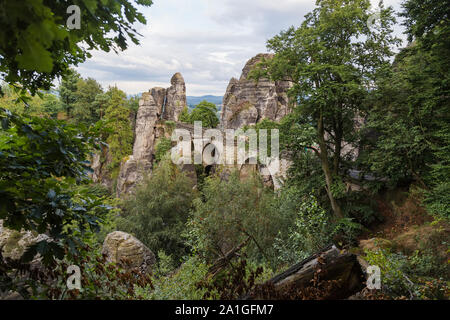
76, 0, 407, 96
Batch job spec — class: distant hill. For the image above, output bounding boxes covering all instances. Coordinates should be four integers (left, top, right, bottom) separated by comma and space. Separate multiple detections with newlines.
130, 94, 223, 111
187, 95, 223, 111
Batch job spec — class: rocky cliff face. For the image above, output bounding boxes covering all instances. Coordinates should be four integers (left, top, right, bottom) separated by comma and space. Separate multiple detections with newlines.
163, 72, 187, 121
115, 73, 188, 197
113, 54, 294, 197
221, 53, 293, 129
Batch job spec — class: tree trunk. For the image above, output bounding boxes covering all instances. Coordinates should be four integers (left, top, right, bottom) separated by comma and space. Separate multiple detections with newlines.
317, 111, 344, 219
245, 245, 365, 300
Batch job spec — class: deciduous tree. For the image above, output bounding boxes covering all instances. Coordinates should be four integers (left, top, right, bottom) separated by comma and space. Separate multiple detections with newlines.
253, 0, 399, 219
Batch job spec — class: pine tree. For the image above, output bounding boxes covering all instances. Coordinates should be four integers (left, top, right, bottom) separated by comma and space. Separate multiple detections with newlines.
103, 86, 134, 173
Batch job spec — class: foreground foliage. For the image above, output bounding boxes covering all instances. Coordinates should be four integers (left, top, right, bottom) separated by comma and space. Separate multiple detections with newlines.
0, 0, 153, 95
0, 108, 109, 265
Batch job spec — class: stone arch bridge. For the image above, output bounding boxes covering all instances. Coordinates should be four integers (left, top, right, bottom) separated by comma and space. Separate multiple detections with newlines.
112, 121, 290, 197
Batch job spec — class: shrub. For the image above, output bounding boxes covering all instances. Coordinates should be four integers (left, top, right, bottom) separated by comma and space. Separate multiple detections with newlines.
197, 259, 265, 300
120, 156, 196, 263
274, 191, 332, 264
364, 247, 449, 299
135, 255, 210, 300
364, 248, 414, 298
22, 244, 153, 300
154, 137, 172, 163
189, 101, 219, 128
185, 171, 279, 265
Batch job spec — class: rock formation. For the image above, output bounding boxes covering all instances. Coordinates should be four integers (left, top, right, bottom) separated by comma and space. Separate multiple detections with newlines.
0, 220, 50, 261
116, 73, 188, 196
0, 220, 52, 299
114, 54, 294, 197
164, 72, 187, 121
221, 53, 293, 129
102, 231, 156, 274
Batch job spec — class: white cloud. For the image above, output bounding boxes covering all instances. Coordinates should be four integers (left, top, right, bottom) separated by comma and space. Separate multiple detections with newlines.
76, 0, 406, 97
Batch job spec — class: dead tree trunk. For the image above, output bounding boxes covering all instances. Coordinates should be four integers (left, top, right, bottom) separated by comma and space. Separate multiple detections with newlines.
246, 245, 365, 300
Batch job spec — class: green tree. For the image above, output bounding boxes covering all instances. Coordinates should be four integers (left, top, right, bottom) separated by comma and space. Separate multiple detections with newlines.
103, 86, 134, 172
189, 100, 219, 128
126, 94, 140, 128
0, 83, 62, 118
0, 108, 107, 265
0, 1, 153, 291
252, 0, 399, 219
401, 0, 449, 49
0, 0, 153, 95
92, 92, 111, 121
361, 45, 438, 185
185, 172, 279, 264
402, 0, 450, 219
121, 156, 196, 263
127, 94, 141, 114
179, 106, 191, 123
72, 78, 104, 125
41, 93, 63, 118
360, 0, 450, 218
58, 68, 81, 117
274, 191, 332, 264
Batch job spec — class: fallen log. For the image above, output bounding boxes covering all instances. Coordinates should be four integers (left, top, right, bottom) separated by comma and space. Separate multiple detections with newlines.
208, 236, 251, 277
246, 245, 365, 300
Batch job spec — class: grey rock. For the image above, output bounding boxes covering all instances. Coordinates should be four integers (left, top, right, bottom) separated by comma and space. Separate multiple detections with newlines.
116, 73, 188, 196
164, 72, 187, 121
102, 231, 156, 274
0, 220, 50, 261
116, 157, 152, 197
132, 92, 160, 160
150, 87, 167, 116
221, 53, 293, 129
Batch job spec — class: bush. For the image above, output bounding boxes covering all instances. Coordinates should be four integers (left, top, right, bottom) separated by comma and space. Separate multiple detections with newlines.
364, 248, 414, 298
273, 191, 332, 264
273, 186, 364, 266
185, 101, 219, 128
120, 155, 196, 263
185, 171, 279, 265
34, 245, 153, 300
197, 259, 272, 300
364, 248, 449, 299
135, 255, 210, 300
407, 249, 449, 279
154, 138, 172, 163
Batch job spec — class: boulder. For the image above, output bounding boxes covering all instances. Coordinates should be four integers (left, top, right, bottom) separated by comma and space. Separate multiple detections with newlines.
0, 220, 49, 261
102, 231, 156, 274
